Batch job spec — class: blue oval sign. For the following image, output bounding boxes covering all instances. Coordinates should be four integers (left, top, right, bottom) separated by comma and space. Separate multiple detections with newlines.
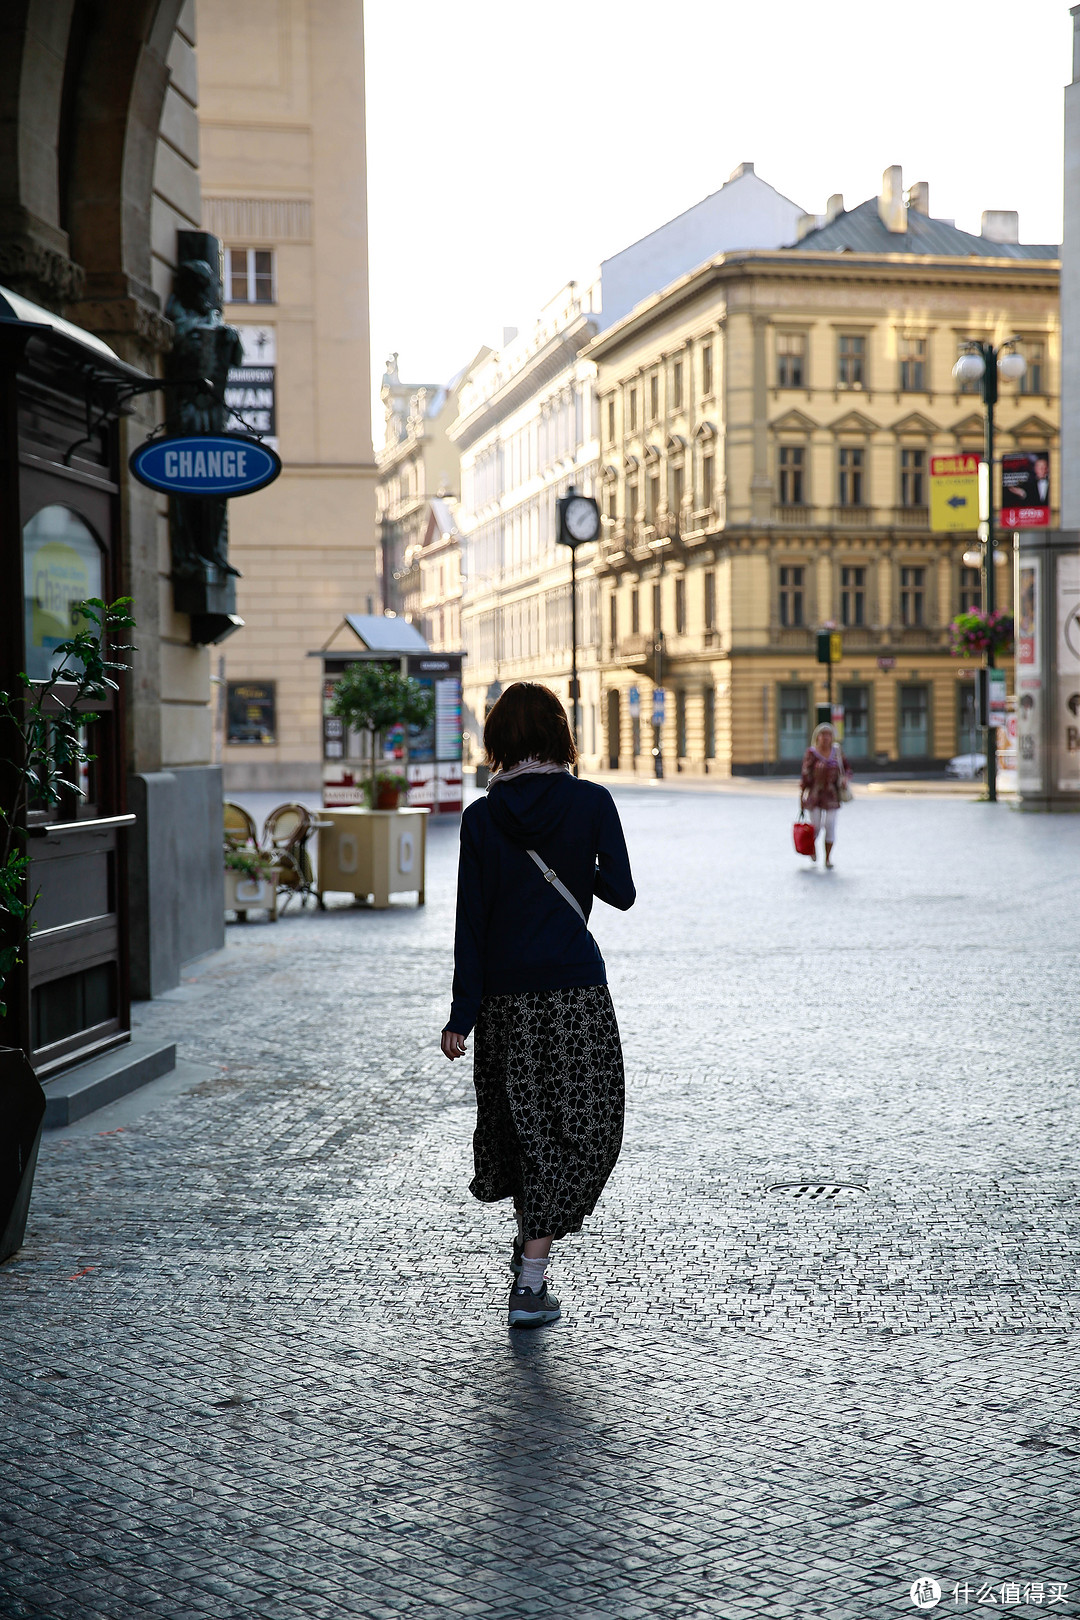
129, 433, 281, 497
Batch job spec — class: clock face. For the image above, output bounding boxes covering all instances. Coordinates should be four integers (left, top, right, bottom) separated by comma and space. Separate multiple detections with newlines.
564, 496, 600, 542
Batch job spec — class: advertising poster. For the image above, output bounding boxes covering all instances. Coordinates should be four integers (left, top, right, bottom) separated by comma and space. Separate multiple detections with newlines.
1000, 451, 1051, 529
1016, 557, 1042, 792
227, 680, 276, 745
224, 325, 277, 450
1057, 553, 1080, 793
929, 453, 979, 532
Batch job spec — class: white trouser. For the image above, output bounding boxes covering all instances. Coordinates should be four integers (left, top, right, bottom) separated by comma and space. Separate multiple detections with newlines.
809, 807, 837, 843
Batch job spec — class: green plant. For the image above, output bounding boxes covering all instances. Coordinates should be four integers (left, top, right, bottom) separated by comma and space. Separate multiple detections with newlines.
224, 844, 276, 881
0, 598, 135, 1019
328, 664, 434, 803
949, 610, 1014, 658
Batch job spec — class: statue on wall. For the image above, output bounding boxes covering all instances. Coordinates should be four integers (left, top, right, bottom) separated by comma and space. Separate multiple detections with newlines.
164, 252, 244, 579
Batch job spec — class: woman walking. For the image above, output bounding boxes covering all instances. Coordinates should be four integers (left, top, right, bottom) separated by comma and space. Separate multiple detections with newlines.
441, 681, 635, 1329
799, 722, 851, 869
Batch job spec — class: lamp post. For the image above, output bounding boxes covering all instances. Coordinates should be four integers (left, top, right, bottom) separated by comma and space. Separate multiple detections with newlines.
555, 484, 601, 776
951, 341, 1026, 802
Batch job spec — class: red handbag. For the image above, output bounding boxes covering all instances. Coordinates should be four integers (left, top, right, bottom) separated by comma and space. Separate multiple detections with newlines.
793, 815, 816, 857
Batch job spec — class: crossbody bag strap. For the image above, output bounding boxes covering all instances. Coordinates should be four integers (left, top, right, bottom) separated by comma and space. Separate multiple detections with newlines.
526, 848, 587, 924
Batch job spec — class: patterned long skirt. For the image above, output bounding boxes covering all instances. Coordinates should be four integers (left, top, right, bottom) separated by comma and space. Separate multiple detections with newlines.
469, 985, 625, 1242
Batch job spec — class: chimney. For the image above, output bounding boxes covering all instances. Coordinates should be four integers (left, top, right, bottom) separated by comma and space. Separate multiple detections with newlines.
795, 212, 819, 242
908, 181, 930, 216
981, 210, 1019, 244
878, 165, 907, 233
728, 161, 755, 180
826, 193, 844, 223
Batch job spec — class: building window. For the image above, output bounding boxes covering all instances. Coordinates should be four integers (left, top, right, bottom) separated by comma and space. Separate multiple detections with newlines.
631, 587, 640, 633
605, 484, 617, 522
645, 469, 659, 524
607, 398, 615, 441
899, 336, 927, 392
675, 576, 686, 634
840, 683, 870, 759
778, 686, 810, 759
840, 564, 866, 627
778, 445, 805, 505
900, 447, 926, 507
609, 594, 618, 648
777, 332, 805, 388
676, 688, 688, 757
626, 477, 638, 522
704, 685, 716, 759
837, 333, 865, 389
779, 564, 805, 627
704, 570, 716, 631
900, 564, 926, 627
838, 446, 864, 506
227, 247, 275, 304
649, 373, 659, 421
652, 581, 662, 632
669, 462, 684, 518
629, 387, 638, 430
672, 360, 684, 409
701, 344, 714, 396
960, 564, 982, 611
898, 683, 930, 756
1020, 340, 1045, 395
701, 449, 714, 509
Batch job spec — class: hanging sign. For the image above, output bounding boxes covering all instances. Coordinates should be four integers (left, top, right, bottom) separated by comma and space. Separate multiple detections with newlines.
930, 454, 979, 532
129, 433, 281, 496
1001, 451, 1051, 528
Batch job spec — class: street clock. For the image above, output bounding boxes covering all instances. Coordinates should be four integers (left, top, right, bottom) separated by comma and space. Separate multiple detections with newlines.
556, 488, 601, 548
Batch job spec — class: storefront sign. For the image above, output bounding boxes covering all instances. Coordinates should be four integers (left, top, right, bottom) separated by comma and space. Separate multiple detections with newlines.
225, 325, 277, 449
130, 433, 281, 496
1001, 451, 1051, 529
930, 454, 979, 532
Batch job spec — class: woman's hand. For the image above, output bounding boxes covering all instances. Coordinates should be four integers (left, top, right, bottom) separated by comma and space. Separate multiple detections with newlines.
441, 1030, 467, 1061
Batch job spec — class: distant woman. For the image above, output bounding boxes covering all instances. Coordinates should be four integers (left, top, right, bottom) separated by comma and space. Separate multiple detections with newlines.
441, 682, 636, 1329
799, 722, 851, 870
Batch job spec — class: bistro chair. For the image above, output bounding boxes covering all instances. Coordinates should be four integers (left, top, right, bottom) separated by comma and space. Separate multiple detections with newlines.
262, 802, 317, 909
224, 800, 259, 849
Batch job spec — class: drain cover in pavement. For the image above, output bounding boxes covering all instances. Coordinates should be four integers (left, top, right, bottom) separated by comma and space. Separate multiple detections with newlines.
769, 1182, 868, 1201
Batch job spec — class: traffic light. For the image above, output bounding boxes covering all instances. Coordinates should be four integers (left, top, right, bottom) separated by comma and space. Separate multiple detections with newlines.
816, 632, 842, 665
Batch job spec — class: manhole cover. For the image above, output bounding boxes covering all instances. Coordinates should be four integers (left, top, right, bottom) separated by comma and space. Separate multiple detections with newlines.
769, 1182, 868, 1201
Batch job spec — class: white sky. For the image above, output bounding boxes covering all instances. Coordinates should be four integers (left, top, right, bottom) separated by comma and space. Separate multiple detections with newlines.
364, 0, 1072, 447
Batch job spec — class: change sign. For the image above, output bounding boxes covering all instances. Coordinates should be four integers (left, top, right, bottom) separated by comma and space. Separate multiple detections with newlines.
930, 453, 979, 532
130, 433, 281, 496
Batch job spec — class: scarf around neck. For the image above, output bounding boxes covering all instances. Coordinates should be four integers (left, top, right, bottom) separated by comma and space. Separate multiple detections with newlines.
487, 757, 568, 789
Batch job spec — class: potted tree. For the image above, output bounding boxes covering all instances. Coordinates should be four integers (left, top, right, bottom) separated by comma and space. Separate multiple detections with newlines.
0, 598, 135, 1260
328, 664, 434, 810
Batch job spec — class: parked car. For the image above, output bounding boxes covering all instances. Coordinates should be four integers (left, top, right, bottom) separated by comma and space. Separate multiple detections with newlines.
946, 752, 987, 780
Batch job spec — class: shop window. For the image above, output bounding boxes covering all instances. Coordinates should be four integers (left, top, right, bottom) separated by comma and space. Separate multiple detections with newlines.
958, 681, 978, 754
778, 686, 810, 759
898, 683, 930, 756
23, 505, 104, 683
840, 683, 870, 759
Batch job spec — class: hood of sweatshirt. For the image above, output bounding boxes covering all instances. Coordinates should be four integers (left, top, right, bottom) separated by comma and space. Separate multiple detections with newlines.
485, 771, 576, 846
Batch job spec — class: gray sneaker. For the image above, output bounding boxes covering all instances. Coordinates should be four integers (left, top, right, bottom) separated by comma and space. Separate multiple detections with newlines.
508, 1282, 561, 1329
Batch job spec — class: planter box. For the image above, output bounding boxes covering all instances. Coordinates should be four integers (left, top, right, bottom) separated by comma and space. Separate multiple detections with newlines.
225, 866, 280, 920
317, 808, 428, 908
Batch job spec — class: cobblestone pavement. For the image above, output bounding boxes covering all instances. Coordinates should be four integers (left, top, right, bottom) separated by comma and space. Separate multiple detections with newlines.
2, 787, 1079, 1619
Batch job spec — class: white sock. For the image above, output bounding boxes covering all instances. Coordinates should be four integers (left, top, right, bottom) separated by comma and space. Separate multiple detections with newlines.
517, 1255, 548, 1294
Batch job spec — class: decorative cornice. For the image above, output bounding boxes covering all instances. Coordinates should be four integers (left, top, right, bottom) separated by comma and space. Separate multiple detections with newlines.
65, 295, 173, 356
0, 241, 85, 306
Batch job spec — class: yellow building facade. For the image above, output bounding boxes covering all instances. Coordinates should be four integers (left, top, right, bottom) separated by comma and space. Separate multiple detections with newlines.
588, 183, 1059, 774
196, 0, 377, 789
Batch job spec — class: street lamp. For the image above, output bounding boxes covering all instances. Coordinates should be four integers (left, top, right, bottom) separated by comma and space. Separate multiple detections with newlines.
555, 484, 601, 776
951, 340, 1026, 802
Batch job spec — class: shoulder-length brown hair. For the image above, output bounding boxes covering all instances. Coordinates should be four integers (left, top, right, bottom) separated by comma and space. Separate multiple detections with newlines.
484, 682, 576, 772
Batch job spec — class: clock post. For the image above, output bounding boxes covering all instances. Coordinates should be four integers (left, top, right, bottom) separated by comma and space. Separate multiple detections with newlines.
556, 484, 602, 777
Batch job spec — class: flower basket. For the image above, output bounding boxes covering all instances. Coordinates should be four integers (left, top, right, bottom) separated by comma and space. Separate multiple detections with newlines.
949, 610, 1014, 659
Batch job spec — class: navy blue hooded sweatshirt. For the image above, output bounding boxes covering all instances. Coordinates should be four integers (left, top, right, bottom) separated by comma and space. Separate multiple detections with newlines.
445, 773, 635, 1036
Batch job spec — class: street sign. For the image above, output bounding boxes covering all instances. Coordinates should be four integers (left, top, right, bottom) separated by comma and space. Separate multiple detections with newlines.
816, 631, 842, 664
930, 453, 979, 532
1001, 450, 1051, 529
130, 432, 281, 496
651, 687, 666, 725
877, 655, 897, 672
627, 685, 641, 720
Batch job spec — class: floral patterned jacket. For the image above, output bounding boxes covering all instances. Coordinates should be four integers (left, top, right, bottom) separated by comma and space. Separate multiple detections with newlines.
800, 747, 850, 811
